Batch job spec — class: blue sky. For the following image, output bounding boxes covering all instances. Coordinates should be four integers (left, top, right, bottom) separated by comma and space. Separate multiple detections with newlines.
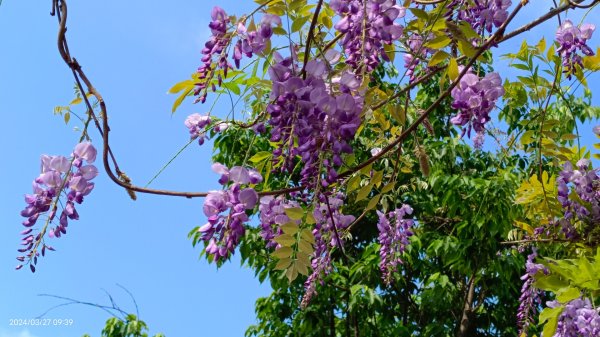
1, 1, 599, 337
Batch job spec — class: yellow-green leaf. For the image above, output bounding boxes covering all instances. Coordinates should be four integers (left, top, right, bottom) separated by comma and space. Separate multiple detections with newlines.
428, 50, 450, 67
300, 229, 315, 244
284, 207, 304, 220
280, 223, 299, 235
285, 265, 299, 282
365, 194, 381, 211
274, 234, 296, 246
425, 35, 452, 50
448, 58, 459, 81
249, 151, 272, 163
69, 97, 82, 105
381, 181, 396, 193
272, 247, 293, 259
356, 183, 373, 202
275, 257, 292, 270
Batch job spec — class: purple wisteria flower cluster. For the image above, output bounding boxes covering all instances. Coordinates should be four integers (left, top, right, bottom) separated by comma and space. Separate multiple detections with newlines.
403, 33, 433, 83
376, 204, 414, 285
233, 14, 281, 69
556, 158, 600, 239
196, 7, 232, 103
301, 194, 355, 307
267, 53, 363, 187
184, 113, 231, 145
450, 68, 505, 148
331, 0, 405, 74
185, 113, 211, 145
548, 297, 600, 337
459, 0, 512, 34
198, 163, 262, 261
17, 142, 98, 272
556, 20, 596, 79
195, 7, 279, 103
516, 248, 547, 335
258, 196, 300, 248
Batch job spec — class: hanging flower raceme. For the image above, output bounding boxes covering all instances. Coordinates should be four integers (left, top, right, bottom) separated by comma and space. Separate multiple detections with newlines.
198, 163, 262, 261
184, 113, 212, 145
450, 68, 505, 147
403, 33, 433, 83
195, 7, 280, 103
377, 204, 414, 285
331, 0, 405, 74
17, 142, 98, 272
547, 297, 600, 337
258, 196, 300, 248
555, 20, 596, 79
233, 14, 281, 68
301, 194, 355, 308
267, 53, 363, 187
195, 6, 232, 103
516, 248, 547, 336
556, 158, 600, 239
459, 0, 512, 34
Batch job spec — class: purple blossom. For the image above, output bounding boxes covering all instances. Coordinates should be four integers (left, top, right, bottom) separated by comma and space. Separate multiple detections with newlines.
556, 157, 600, 239
302, 194, 354, 307
185, 113, 211, 144
258, 196, 300, 248
549, 297, 600, 337
332, 0, 405, 73
233, 14, 281, 68
377, 204, 414, 285
17, 142, 99, 272
517, 248, 547, 335
556, 20, 596, 79
199, 164, 263, 261
450, 69, 504, 146
267, 54, 363, 187
459, 0, 512, 34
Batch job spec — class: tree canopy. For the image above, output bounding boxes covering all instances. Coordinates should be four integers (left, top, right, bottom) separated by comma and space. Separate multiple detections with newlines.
14, 0, 600, 336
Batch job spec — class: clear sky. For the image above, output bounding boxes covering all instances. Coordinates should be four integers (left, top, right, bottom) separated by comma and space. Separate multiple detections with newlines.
1, 1, 599, 337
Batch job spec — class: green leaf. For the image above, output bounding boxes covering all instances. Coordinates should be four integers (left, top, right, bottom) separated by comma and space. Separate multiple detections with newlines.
167, 79, 195, 94
297, 240, 313, 254
347, 174, 362, 193
275, 258, 292, 270
274, 234, 296, 246
365, 194, 381, 211
556, 287, 581, 303
539, 306, 563, 337
284, 207, 304, 220
300, 229, 315, 244
381, 181, 396, 193
249, 151, 272, 163
521, 130, 536, 145
372, 170, 384, 187
285, 265, 299, 282
69, 97, 82, 105
291, 16, 310, 33
457, 40, 477, 59
428, 50, 450, 67
272, 247, 293, 259
425, 36, 452, 50
280, 223, 299, 235
172, 87, 192, 113
536, 37, 546, 54
408, 8, 429, 20
356, 183, 373, 202
448, 58, 459, 81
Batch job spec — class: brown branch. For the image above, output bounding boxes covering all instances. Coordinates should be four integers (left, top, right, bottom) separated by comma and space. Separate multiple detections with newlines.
300, 0, 324, 78
457, 275, 476, 337
53, 0, 302, 198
